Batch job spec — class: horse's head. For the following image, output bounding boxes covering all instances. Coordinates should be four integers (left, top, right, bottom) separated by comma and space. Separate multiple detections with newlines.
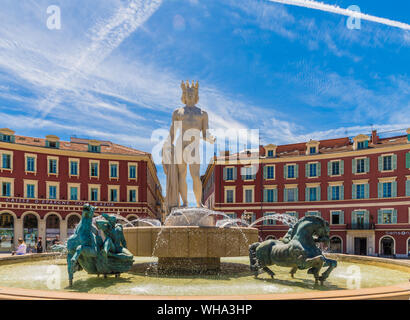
284, 216, 330, 245
82, 203, 96, 219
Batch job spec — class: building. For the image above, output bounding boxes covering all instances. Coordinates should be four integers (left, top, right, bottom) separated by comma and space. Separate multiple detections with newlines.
0, 129, 163, 252
202, 128, 410, 258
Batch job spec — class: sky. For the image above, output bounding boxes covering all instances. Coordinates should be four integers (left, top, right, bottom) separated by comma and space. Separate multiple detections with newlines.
0, 0, 409, 205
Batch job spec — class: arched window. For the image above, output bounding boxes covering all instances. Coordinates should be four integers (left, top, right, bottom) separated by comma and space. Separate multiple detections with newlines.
329, 236, 342, 253
23, 214, 38, 251
0, 213, 14, 252
380, 236, 395, 256
46, 214, 60, 250
67, 215, 80, 238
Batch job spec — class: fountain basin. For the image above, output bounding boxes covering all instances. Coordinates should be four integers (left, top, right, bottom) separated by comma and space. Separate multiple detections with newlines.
123, 226, 259, 272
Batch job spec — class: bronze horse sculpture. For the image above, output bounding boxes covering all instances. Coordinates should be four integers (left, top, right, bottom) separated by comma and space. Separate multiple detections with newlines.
249, 216, 337, 285
53, 204, 133, 286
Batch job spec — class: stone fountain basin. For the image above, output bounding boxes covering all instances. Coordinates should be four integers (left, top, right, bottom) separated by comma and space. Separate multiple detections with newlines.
123, 226, 259, 258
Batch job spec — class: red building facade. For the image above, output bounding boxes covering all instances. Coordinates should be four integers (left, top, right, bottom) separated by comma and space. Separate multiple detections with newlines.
202, 129, 410, 258
0, 129, 163, 252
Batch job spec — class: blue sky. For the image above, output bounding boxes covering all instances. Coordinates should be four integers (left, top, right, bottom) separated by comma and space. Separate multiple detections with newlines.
0, 0, 409, 205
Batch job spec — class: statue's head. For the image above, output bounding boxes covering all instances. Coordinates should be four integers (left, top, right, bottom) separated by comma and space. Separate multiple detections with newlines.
82, 203, 96, 218
181, 80, 199, 106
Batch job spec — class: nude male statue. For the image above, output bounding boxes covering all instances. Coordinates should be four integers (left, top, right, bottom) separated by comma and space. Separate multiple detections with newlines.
163, 81, 215, 209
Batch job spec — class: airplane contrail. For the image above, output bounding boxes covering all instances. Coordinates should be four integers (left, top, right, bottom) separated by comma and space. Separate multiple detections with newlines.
268, 0, 410, 30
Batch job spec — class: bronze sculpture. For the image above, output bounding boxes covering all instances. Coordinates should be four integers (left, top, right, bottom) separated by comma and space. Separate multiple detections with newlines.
249, 216, 337, 285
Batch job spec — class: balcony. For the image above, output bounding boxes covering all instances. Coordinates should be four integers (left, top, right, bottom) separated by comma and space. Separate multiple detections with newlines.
347, 223, 375, 230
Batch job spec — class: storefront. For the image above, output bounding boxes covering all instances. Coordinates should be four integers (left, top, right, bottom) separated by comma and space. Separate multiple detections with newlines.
23, 214, 38, 252
45, 214, 60, 250
0, 212, 14, 252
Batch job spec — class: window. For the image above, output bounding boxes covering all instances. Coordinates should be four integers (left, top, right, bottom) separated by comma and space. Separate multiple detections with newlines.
70, 187, 78, 201
331, 185, 340, 200
357, 159, 365, 173
357, 141, 367, 149
48, 159, 57, 174
309, 188, 317, 201
383, 182, 392, 198
331, 161, 340, 175
226, 190, 234, 203
267, 150, 274, 158
226, 167, 234, 181
306, 186, 320, 201
378, 209, 397, 224
243, 167, 255, 180
287, 164, 296, 178
331, 212, 340, 224
285, 188, 297, 202
383, 156, 392, 171
129, 189, 136, 202
70, 161, 78, 176
310, 147, 316, 154
110, 164, 118, 178
379, 155, 397, 172
49, 186, 57, 199
244, 189, 253, 203
26, 157, 35, 172
1, 135, 11, 142
91, 188, 98, 201
263, 213, 276, 225
129, 165, 137, 179
356, 184, 365, 199
90, 163, 98, 177
27, 184, 35, 198
264, 165, 274, 179
2, 182, 11, 197
89, 145, 101, 153
305, 211, 320, 217
48, 141, 57, 148
264, 188, 277, 202
2, 154, 11, 169
309, 163, 317, 177
110, 189, 118, 202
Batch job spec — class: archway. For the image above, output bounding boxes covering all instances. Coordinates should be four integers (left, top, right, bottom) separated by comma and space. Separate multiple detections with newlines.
265, 235, 276, 240
0, 212, 14, 252
45, 214, 61, 250
23, 214, 38, 252
329, 236, 343, 253
126, 215, 139, 226
67, 214, 81, 238
380, 236, 395, 256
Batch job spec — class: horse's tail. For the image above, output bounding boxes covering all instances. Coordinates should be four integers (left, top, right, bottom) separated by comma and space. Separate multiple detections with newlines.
249, 242, 260, 271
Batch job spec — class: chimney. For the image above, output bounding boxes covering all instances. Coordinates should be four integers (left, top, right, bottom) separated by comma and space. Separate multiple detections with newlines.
371, 130, 379, 145
259, 145, 265, 157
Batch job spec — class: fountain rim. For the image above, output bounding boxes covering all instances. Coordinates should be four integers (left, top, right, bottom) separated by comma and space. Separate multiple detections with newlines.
0, 253, 409, 300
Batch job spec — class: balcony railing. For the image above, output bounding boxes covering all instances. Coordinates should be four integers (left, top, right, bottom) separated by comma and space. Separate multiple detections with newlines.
347, 223, 375, 230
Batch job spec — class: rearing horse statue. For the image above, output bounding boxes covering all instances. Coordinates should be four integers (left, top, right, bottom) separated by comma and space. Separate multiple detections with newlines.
59, 203, 133, 286
249, 216, 337, 286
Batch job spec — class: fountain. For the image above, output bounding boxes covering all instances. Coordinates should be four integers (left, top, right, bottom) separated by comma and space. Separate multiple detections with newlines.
123, 207, 258, 273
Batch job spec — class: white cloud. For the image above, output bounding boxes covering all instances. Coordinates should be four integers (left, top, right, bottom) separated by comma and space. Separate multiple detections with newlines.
268, 0, 410, 31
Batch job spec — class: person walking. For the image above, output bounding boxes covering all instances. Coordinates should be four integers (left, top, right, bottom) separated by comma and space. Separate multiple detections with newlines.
36, 237, 43, 253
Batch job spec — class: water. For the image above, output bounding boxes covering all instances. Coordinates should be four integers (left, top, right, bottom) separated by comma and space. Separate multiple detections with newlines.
0, 257, 408, 296
249, 213, 298, 228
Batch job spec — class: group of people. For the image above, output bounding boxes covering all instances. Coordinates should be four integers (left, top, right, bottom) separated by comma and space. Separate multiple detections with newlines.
11, 236, 61, 256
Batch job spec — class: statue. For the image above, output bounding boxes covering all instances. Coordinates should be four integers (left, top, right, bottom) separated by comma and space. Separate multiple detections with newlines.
249, 216, 337, 286
52, 204, 133, 286
162, 80, 215, 212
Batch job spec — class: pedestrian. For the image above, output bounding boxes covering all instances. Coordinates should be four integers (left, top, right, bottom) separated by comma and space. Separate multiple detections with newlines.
11, 238, 27, 256
36, 237, 43, 253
